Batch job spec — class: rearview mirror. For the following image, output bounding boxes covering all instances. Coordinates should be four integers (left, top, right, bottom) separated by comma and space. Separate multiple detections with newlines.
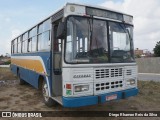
56, 22, 65, 39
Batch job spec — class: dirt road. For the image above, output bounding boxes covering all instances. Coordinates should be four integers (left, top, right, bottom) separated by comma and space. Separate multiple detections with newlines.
0, 68, 160, 119
0, 79, 160, 111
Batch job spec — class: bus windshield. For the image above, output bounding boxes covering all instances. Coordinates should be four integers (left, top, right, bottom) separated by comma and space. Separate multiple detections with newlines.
65, 16, 134, 63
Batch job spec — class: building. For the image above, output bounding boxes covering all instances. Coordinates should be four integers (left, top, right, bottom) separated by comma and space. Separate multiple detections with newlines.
134, 48, 143, 57
134, 48, 152, 58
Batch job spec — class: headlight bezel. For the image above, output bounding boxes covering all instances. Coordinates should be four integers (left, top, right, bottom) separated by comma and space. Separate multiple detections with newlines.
74, 84, 89, 92
126, 78, 136, 86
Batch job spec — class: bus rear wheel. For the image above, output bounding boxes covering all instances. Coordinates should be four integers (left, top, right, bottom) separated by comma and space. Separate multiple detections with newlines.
42, 80, 57, 107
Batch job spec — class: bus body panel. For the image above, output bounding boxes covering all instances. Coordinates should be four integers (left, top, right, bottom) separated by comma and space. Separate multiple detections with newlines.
62, 87, 138, 107
11, 64, 40, 88
11, 52, 52, 95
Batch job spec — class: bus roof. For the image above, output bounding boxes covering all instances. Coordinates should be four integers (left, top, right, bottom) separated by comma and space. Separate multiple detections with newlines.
11, 2, 132, 41
66, 2, 132, 17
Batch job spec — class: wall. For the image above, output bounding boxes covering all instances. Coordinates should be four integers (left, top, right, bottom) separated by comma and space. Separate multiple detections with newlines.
136, 57, 160, 73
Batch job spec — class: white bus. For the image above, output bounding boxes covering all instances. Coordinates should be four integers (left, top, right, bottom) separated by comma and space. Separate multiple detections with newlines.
11, 3, 138, 107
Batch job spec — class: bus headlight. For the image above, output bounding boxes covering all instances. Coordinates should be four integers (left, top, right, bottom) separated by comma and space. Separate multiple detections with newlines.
74, 85, 89, 92
126, 79, 136, 85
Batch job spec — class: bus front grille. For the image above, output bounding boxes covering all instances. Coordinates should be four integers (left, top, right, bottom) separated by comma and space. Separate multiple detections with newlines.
95, 68, 123, 79
93, 66, 137, 94
95, 80, 123, 91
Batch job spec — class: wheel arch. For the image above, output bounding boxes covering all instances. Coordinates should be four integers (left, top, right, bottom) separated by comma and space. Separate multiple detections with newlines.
38, 75, 45, 90
17, 67, 19, 76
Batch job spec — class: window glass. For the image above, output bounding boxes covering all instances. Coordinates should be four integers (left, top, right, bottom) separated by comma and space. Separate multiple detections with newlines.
11, 41, 14, 54
18, 37, 21, 43
42, 31, 50, 42
38, 34, 42, 50
65, 16, 108, 63
38, 24, 43, 33
22, 40, 27, 53
32, 36, 37, 52
91, 20, 108, 51
38, 31, 50, 51
28, 38, 32, 52
32, 27, 37, 36
113, 32, 129, 50
54, 39, 61, 52
12, 44, 14, 54
109, 22, 134, 63
58, 39, 61, 52
17, 37, 21, 53
28, 27, 37, 52
29, 30, 32, 38
37, 20, 51, 51
43, 19, 50, 31
14, 39, 17, 53
29, 27, 37, 37
23, 32, 28, 40
22, 32, 28, 53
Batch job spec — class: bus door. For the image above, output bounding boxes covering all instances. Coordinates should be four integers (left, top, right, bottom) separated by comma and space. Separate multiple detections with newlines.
52, 24, 62, 97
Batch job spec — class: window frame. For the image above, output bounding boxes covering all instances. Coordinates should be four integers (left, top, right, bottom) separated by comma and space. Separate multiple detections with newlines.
37, 19, 51, 51
64, 15, 134, 64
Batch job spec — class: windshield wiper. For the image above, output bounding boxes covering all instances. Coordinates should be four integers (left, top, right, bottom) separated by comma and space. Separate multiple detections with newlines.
121, 22, 132, 41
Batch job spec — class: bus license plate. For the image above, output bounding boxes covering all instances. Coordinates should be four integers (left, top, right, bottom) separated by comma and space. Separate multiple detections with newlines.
106, 94, 117, 101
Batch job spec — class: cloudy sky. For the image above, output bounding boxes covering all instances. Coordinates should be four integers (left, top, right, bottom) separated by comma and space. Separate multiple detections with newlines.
0, 0, 159, 55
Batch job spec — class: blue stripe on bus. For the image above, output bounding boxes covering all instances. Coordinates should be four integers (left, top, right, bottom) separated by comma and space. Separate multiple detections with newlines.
62, 88, 138, 107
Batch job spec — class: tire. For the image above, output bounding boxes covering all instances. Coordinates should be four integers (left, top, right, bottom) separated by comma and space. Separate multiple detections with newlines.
18, 72, 26, 85
42, 80, 57, 107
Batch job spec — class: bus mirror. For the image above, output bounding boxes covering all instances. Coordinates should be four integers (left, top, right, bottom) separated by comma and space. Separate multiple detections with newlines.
56, 22, 65, 39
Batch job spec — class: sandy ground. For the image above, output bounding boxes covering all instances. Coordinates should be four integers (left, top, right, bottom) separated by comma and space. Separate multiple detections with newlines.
0, 68, 160, 120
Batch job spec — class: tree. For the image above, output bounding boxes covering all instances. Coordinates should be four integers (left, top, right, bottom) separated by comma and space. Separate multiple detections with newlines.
0, 55, 3, 58
154, 41, 160, 57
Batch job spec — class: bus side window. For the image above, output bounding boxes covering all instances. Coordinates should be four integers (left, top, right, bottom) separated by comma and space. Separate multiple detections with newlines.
38, 19, 51, 51
54, 39, 61, 52
28, 38, 32, 52
17, 37, 21, 53
22, 32, 28, 53
12, 44, 15, 54
14, 39, 17, 53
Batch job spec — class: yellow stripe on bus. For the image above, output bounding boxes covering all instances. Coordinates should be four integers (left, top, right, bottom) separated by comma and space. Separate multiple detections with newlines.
11, 58, 45, 74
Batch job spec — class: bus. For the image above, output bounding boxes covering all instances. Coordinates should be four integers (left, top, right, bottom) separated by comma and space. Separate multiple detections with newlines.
11, 3, 138, 108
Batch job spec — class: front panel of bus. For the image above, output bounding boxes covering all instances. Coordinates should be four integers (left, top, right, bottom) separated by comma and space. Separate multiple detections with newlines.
61, 4, 138, 107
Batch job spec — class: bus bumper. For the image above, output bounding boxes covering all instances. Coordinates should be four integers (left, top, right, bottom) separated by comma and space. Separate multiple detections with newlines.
62, 88, 138, 108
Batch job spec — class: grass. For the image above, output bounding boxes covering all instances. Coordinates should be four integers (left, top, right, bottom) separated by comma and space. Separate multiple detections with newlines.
0, 67, 160, 112
0, 67, 17, 80
138, 80, 160, 104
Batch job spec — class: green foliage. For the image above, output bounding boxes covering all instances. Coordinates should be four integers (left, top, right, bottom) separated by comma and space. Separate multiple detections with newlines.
4, 60, 11, 65
153, 41, 160, 57
135, 54, 141, 58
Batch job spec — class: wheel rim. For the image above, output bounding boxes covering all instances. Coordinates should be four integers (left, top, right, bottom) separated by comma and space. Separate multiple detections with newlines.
42, 82, 49, 102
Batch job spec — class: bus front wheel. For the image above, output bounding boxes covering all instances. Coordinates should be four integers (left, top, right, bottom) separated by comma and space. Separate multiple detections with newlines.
42, 80, 56, 107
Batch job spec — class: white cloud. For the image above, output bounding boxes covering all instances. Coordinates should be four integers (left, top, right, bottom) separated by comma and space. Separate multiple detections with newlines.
100, 0, 160, 52
0, 29, 21, 55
